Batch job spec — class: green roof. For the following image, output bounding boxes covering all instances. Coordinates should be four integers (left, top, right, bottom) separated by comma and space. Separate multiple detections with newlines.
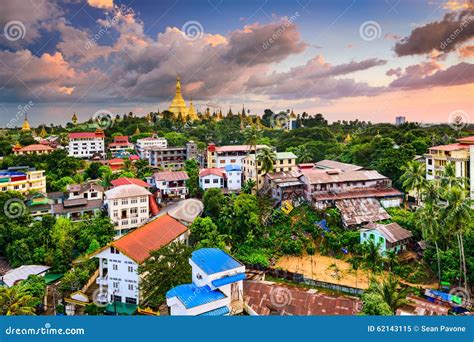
44, 273, 63, 284
106, 302, 137, 315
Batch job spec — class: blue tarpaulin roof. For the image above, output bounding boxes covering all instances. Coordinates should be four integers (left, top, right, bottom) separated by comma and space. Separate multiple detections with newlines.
166, 284, 226, 309
198, 306, 230, 316
225, 164, 241, 172
211, 273, 246, 287
191, 248, 242, 275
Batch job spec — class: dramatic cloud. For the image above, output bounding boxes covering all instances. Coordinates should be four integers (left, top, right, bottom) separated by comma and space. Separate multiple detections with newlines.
395, 10, 474, 56
458, 43, 474, 56
87, 0, 114, 9
386, 67, 402, 77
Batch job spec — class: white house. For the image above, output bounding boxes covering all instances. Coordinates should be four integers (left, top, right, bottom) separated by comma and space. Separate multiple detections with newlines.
225, 164, 242, 191
166, 248, 246, 316
104, 184, 151, 236
68, 130, 105, 158
135, 137, 167, 160
206, 144, 268, 168
91, 214, 191, 311
147, 171, 189, 203
199, 168, 226, 190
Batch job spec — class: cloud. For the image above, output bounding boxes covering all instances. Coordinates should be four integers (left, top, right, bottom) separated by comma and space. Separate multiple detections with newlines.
394, 10, 474, 56
442, 1, 474, 11
386, 67, 402, 77
458, 43, 474, 56
87, 0, 114, 9
384, 33, 402, 41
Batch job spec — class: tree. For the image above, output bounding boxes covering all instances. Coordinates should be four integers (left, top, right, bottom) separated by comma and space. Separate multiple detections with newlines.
440, 162, 466, 189
242, 179, 256, 194
184, 159, 200, 197
292, 145, 312, 163
0, 286, 36, 315
361, 239, 384, 277
361, 292, 393, 315
84, 162, 102, 180
400, 161, 426, 205
202, 188, 225, 220
139, 242, 193, 307
367, 276, 408, 313
256, 148, 276, 177
243, 125, 262, 188
190, 217, 228, 249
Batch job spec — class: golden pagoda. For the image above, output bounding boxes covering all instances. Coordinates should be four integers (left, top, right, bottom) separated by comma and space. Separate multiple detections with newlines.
134, 126, 141, 135
217, 110, 223, 121
227, 107, 234, 118
72, 112, 78, 125
40, 125, 47, 138
168, 77, 189, 119
187, 99, 199, 121
290, 109, 297, 119
344, 133, 352, 143
21, 114, 31, 132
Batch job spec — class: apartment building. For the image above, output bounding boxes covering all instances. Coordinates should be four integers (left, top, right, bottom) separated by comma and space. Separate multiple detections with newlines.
108, 136, 134, 155
51, 183, 104, 222
242, 151, 297, 189
104, 184, 151, 236
147, 171, 189, 203
147, 141, 197, 171
135, 137, 167, 160
0, 167, 46, 194
68, 130, 105, 158
206, 144, 268, 168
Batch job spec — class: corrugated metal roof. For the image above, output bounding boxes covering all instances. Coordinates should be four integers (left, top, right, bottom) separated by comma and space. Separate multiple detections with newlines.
191, 248, 242, 275
198, 305, 230, 316
166, 284, 226, 309
211, 273, 246, 287
336, 198, 390, 226
224, 164, 241, 172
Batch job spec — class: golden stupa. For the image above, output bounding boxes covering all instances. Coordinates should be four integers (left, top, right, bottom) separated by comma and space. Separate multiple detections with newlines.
187, 98, 198, 121
40, 125, 47, 138
21, 115, 31, 132
168, 77, 189, 119
72, 112, 78, 125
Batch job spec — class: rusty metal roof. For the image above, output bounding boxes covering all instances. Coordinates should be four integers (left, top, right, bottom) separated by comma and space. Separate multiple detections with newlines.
336, 198, 390, 226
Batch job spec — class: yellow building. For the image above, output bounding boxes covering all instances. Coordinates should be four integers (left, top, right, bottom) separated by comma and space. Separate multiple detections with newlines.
242, 151, 297, 189
0, 167, 47, 194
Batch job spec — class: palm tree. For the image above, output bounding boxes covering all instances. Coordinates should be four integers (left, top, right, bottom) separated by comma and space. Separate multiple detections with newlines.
295, 145, 312, 163
369, 276, 408, 313
0, 286, 36, 315
440, 162, 466, 189
242, 179, 256, 194
443, 186, 472, 289
400, 161, 426, 206
256, 148, 276, 180
422, 180, 440, 205
384, 250, 398, 272
362, 239, 384, 278
243, 125, 262, 189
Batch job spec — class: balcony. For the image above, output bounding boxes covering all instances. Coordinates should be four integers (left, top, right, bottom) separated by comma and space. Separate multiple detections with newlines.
96, 275, 108, 286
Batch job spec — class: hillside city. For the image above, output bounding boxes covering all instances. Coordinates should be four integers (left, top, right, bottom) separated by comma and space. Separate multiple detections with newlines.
0, 76, 472, 317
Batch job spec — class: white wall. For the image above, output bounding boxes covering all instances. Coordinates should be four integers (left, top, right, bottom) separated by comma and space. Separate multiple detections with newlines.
226, 171, 242, 190
105, 195, 149, 235
199, 174, 224, 190
68, 138, 104, 158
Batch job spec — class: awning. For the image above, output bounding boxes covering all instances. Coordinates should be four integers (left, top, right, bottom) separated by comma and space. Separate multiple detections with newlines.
198, 306, 230, 316
106, 302, 137, 315
211, 273, 246, 288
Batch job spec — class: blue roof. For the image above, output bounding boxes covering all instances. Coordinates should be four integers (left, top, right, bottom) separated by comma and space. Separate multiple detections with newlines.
166, 284, 226, 309
211, 273, 246, 287
191, 248, 242, 275
198, 306, 230, 316
225, 164, 241, 172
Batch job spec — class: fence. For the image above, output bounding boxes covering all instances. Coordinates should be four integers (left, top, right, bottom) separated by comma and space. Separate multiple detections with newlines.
244, 263, 364, 296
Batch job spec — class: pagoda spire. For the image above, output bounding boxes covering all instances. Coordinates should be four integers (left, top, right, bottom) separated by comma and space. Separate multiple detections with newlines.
21, 114, 31, 132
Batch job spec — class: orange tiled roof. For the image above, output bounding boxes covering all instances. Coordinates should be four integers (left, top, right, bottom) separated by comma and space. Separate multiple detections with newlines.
112, 214, 187, 264
111, 177, 150, 188
19, 144, 54, 152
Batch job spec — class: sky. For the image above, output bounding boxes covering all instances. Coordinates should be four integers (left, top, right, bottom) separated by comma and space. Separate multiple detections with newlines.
0, 0, 473, 127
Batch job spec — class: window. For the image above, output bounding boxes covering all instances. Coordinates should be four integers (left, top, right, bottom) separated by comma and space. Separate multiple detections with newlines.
205, 179, 210, 184
113, 264, 118, 271
113, 210, 118, 218
125, 297, 137, 305
140, 207, 147, 213
140, 197, 147, 203
128, 284, 134, 291
131, 198, 137, 204
113, 282, 119, 288
121, 199, 128, 205
128, 266, 133, 272
213, 179, 219, 183
113, 200, 118, 206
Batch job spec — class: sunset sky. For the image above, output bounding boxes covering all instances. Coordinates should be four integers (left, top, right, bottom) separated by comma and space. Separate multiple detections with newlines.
0, 0, 473, 127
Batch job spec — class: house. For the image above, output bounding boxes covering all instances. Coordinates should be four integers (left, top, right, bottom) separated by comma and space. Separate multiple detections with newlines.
104, 184, 152, 236
90, 200, 202, 312
26, 192, 53, 219
199, 168, 226, 190
0, 167, 46, 194
425, 136, 474, 200
68, 129, 105, 158
108, 136, 134, 156
110, 177, 150, 188
166, 248, 246, 316
264, 170, 305, 203
147, 171, 189, 203
206, 144, 268, 169
314, 160, 364, 172
135, 136, 167, 160
51, 183, 104, 222
1, 265, 50, 287
12, 143, 54, 155
337, 198, 391, 228
360, 222, 413, 254
147, 141, 197, 171
396, 295, 450, 316
242, 151, 297, 189
225, 164, 242, 191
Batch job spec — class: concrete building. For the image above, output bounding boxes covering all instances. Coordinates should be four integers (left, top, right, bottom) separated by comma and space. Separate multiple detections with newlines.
166, 248, 245, 316
135, 136, 167, 160
0, 167, 46, 194
104, 184, 152, 236
108, 136, 134, 156
68, 130, 105, 158
395, 116, 406, 125
206, 144, 268, 169
12, 143, 54, 156
242, 151, 297, 189
360, 222, 413, 255
225, 164, 242, 191
199, 168, 226, 190
147, 171, 189, 203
